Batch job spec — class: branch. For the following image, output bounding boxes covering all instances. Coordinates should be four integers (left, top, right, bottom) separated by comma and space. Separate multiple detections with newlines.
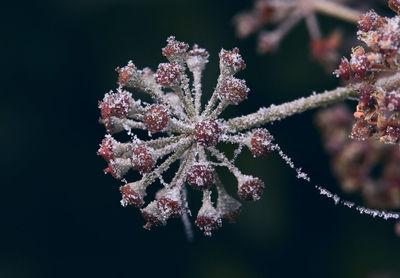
226, 87, 357, 133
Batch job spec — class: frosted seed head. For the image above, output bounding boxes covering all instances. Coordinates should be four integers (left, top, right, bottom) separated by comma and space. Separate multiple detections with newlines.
120, 182, 147, 208
104, 158, 131, 180
358, 10, 381, 32
154, 63, 181, 87
98, 135, 116, 162
143, 104, 169, 133
194, 119, 221, 147
250, 129, 273, 157
219, 47, 246, 75
350, 46, 369, 80
237, 176, 265, 201
162, 36, 189, 64
217, 190, 242, 223
116, 61, 139, 87
187, 44, 209, 71
141, 201, 167, 230
99, 90, 131, 119
219, 76, 249, 105
334, 57, 351, 80
131, 145, 155, 174
195, 191, 222, 236
186, 163, 215, 190
156, 186, 182, 219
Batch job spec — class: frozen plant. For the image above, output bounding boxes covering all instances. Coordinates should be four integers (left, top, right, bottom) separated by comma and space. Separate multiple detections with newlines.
316, 105, 400, 209
233, 0, 363, 69
98, 2, 400, 237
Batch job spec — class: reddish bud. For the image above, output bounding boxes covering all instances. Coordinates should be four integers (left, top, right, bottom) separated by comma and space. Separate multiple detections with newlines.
186, 163, 215, 190
250, 129, 273, 157
195, 192, 222, 236
219, 76, 249, 104
120, 182, 146, 208
219, 48, 246, 74
358, 10, 380, 32
237, 176, 265, 201
104, 158, 131, 180
162, 36, 189, 57
98, 135, 116, 162
141, 201, 166, 230
131, 145, 155, 174
350, 47, 369, 80
334, 57, 351, 80
187, 45, 209, 71
143, 104, 169, 132
154, 63, 181, 87
194, 119, 221, 147
116, 61, 136, 87
98, 90, 131, 119
156, 186, 182, 218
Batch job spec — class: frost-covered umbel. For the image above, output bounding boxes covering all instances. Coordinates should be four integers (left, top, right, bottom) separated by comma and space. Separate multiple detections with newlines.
98, 36, 274, 236
335, 3, 400, 144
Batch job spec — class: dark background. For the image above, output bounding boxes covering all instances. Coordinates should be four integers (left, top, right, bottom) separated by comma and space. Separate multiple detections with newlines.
2, 0, 400, 277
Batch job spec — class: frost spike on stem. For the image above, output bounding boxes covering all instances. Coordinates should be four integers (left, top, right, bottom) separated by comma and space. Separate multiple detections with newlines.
226, 87, 357, 133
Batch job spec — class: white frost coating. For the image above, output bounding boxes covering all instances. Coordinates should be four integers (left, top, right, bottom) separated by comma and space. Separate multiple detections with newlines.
274, 143, 400, 220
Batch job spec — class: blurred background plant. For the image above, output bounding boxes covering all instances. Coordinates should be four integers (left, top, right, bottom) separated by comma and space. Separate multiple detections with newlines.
2, 0, 400, 277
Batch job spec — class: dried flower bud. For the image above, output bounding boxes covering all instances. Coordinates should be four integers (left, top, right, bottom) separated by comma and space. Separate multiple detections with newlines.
249, 129, 273, 157
116, 61, 137, 87
162, 36, 189, 64
195, 191, 222, 236
131, 145, 155, 174
104, 158, 131, 180
120, 182, 147, 207
141, 201, 167, 230
194, 119, 221, 147
219, 76, 249, 105
186, 44, 209, 71
334, 57, 351, 80
186, 163, 215, 190
219, 48, 246, 75
358, 10, 381, 32
156, 186, 182, 218
217, 188, 242, 223
154, 63, 181, 87
237, 176, 265, 201
143, 104, 169, 132
350, 47, 369, 80
99, 90, 131, 119
98, 135, 116, 162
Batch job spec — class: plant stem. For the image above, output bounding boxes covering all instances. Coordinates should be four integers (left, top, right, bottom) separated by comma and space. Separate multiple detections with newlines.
314, 0, 362, 24
225, 87, 357, 133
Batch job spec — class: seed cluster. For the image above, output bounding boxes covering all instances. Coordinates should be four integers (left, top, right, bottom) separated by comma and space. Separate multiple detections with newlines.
335, 5, 400, 144
97, 36, 275, 236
